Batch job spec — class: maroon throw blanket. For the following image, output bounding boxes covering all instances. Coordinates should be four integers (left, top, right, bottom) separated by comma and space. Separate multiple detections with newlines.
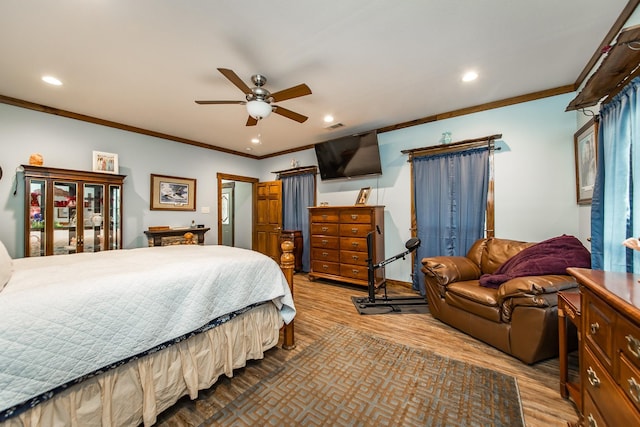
479, 235, 591, 288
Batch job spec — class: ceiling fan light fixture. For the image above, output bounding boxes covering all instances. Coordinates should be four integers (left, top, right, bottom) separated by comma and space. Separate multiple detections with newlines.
246, 100, 272, 120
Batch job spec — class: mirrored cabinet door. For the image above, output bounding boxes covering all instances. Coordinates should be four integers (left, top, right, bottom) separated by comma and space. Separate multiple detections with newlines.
53, 181, 78, 255
23, 165, 125, 257
27, 179, 46, 257
83, 183, 105, 253
109, 185, 122, 250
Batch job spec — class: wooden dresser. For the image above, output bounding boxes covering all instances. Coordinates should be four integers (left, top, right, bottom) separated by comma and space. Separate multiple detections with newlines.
567, 268, 640, 426
308, 205, 384, 287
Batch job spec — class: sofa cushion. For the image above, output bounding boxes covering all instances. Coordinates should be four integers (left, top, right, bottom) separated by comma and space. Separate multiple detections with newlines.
465, 239, 487, 267
480, 238, 533, 274
445, 281, 501, 322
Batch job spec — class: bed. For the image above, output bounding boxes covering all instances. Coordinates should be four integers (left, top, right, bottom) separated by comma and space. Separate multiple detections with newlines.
0, 241, 295, 427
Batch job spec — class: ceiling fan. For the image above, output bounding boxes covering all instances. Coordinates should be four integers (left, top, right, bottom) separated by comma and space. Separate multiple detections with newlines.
195, 68, 312, 126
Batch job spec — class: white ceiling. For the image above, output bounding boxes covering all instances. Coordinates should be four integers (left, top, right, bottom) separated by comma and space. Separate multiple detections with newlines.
0, 1, 630, 157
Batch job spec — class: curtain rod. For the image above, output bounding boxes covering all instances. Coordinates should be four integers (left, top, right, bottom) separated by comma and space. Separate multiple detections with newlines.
401, 133, 502, 160
272, 165, 317, 177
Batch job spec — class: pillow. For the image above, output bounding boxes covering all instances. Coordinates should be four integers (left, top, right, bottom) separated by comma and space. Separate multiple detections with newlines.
0, 240, 13, 292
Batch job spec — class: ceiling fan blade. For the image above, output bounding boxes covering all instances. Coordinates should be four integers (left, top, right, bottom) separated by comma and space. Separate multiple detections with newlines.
195, 100, 245, 105
246, 116, 258, 126
273, 105, 308, 123
217, 68, 252, 94
271, 83, 312, 102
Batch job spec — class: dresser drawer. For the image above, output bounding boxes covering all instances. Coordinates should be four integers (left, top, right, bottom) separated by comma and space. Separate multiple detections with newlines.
620, 354, 640, 412
582, 392, 607, 427
311, 235, 339, 250
311, 223, 339, 236
584, 292, 616, 367
311, 260, 340, 276
340, 263, 368, 281
340, 237, 367, 252
341, 250, 368, 266
340, 209, 372, 224
310, 209, 340, 223
617, 315, 640, 372
311, 248, 340, 263
339, 223, 371, 238
584, 345, 640, 425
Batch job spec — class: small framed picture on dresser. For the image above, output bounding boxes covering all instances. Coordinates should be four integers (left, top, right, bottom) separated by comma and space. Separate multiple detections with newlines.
355, 187, 371, 205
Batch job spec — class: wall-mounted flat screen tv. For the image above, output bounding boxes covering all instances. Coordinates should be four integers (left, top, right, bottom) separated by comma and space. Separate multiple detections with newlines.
314, 131, 382, 181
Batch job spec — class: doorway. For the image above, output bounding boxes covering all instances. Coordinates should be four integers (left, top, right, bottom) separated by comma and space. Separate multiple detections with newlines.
217, 173, 258, 249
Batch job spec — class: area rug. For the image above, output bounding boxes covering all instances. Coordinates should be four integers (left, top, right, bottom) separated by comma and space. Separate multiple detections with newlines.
201, 324, 525, 426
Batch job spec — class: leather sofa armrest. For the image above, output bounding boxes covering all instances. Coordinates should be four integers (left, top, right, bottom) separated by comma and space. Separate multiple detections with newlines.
498, 275, 578, 322
421, 256, 482, 286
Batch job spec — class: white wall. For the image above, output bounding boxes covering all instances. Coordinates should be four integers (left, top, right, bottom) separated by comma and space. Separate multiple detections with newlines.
1, 93, 581, 283
0, 103, 261, 257
261, 93, 582, 282
234, 181, 252, 249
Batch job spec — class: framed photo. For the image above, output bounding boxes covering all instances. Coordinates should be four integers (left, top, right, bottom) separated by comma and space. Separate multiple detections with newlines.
92, 151, 119, 174
574, 117, 598, 205
150, 174, 196, 211
355, 187, 371, 205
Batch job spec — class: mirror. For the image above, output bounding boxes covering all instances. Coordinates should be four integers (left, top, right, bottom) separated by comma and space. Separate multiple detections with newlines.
217, 173, 257, 249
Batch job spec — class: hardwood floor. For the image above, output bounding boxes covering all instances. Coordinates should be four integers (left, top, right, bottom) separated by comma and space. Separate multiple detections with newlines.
155, 274, 580, 426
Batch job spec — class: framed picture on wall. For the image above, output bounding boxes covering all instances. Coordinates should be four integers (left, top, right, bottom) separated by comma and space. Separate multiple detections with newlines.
150, 174, 196, 211
573, 117, 598, 205
92, 151, 119, 174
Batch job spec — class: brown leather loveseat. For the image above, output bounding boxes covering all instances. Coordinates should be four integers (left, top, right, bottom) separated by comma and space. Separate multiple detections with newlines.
421, 237, 585, 364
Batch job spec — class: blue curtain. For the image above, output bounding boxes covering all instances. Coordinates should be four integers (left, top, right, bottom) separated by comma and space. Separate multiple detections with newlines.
282, 173, 315, 272
591, 76, 640, 273
411, 147, 489, 294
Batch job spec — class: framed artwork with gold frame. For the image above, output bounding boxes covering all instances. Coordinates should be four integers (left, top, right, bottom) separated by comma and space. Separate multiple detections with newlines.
150, 174, 196, 211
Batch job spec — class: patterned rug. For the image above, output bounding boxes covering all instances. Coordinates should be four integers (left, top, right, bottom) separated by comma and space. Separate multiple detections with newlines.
202, 325, 524, 426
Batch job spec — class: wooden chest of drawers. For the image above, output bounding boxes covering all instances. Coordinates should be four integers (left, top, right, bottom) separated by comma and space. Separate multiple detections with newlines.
308, 205, 385, 287
567, 268, 640, 426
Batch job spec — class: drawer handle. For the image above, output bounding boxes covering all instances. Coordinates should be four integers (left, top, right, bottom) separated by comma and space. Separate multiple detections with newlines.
321, 239, 328, 245
322, 214, 328, 219
351, 228, 358, 234
352, 269, 359, 274
351, 242, 359, 248
322, 264, 329, 270
351, 214, 358, 220
587, 414, 597, 427
352, 255, 359, 261
587, 366, 600, 387
322, 252, 328, 257
626, 334, 640, 359
628, 377, 640, 403
590, 322, 600, 335
321, 226, 328, 232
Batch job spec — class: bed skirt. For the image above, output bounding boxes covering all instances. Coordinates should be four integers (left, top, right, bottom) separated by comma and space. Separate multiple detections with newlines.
2, 303, 282, 427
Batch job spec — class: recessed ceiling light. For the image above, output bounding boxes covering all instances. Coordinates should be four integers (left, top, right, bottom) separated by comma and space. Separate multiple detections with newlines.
42, 75, 62, 86
462, 71, 478, 82
323, 115, 334, 123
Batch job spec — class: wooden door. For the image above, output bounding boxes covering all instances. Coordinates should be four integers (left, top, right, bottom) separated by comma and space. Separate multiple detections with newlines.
254, 181, 282, 263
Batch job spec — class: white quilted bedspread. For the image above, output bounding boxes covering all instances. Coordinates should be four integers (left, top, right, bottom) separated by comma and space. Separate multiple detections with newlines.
0, 245, 295, 412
